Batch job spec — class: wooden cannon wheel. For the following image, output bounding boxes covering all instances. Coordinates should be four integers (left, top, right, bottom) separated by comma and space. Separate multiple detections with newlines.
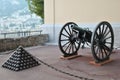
58, 22, 81, 57
91, 21, 114, 63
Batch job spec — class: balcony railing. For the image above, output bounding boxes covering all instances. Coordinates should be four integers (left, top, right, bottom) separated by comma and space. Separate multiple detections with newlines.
0, 30, 42, 39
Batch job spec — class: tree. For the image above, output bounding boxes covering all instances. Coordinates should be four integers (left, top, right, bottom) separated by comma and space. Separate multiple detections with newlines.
27, 0, 44, 20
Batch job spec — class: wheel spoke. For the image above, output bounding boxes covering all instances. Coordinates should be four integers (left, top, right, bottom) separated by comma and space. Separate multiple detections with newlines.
71, 44, 74, 53
65, 43, 71, 52
102, 47, 108, 57
104, 30, 110, 38
62, 41, 70, 47
104, 36, 111, 40
105, 42, 112, 44
101, 24, 105, 34
103, 26, 108, 35
68, 44, 72, 53
100, 48, 104, 59
98, 46, 102, 58
64, 28, 70, 36
99, 26, 102, 34
103, 44, 110, 51
68, 25, 72, 35
61, 33, 69, 38
98, 48, 101, 58
73, 42, 77, 50
95, 46, 99, 54
60, 39, 69, 41
96, 31, 99, 39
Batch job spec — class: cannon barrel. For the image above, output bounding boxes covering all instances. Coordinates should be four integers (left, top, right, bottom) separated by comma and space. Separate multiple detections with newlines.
73, 25, 92, 43
72, 25, 85, 35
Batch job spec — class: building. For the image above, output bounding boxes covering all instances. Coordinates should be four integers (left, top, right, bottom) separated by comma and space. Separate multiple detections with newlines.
41, 0, 120, 44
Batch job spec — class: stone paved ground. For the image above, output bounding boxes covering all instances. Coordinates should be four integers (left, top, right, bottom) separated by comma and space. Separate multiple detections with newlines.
0, 26, 120, 80
0, 45, 120, 80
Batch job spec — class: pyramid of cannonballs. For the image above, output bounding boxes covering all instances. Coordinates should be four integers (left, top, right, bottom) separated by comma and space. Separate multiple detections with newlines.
2, 46, 40, 71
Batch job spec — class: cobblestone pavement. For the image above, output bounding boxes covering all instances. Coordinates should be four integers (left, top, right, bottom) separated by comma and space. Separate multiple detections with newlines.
0, 45, 120, 80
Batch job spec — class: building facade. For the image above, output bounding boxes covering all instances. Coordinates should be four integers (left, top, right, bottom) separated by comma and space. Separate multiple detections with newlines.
42, 0, 120, 44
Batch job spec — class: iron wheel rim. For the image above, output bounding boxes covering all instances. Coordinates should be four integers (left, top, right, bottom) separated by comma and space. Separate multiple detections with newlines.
58, 22, 81, 56
91, 21, 114, 62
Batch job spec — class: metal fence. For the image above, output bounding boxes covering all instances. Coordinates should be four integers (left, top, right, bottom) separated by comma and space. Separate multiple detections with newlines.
0, 30, 42, 39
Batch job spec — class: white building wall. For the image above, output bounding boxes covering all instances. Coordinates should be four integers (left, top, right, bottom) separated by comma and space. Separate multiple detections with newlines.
42, 0, 120, 45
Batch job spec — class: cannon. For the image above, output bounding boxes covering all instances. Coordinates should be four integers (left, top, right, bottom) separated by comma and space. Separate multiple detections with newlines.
58, 21, 114, 63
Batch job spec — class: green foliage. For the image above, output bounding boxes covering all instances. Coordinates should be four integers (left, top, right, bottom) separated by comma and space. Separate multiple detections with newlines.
27, 0, 44, 19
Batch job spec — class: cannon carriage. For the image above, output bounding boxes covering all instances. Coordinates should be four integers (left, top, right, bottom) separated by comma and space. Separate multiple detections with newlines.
58, 21, 114, 63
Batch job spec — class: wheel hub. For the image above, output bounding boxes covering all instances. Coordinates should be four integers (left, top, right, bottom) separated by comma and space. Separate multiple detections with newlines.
69, 35, 77, 44
98, 34, 106, 47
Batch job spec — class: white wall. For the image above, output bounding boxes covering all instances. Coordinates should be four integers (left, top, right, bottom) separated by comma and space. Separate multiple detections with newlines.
43, 0, 120, 45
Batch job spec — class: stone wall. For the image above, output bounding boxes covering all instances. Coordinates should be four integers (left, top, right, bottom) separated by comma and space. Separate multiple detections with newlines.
0, 34, 48, 52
